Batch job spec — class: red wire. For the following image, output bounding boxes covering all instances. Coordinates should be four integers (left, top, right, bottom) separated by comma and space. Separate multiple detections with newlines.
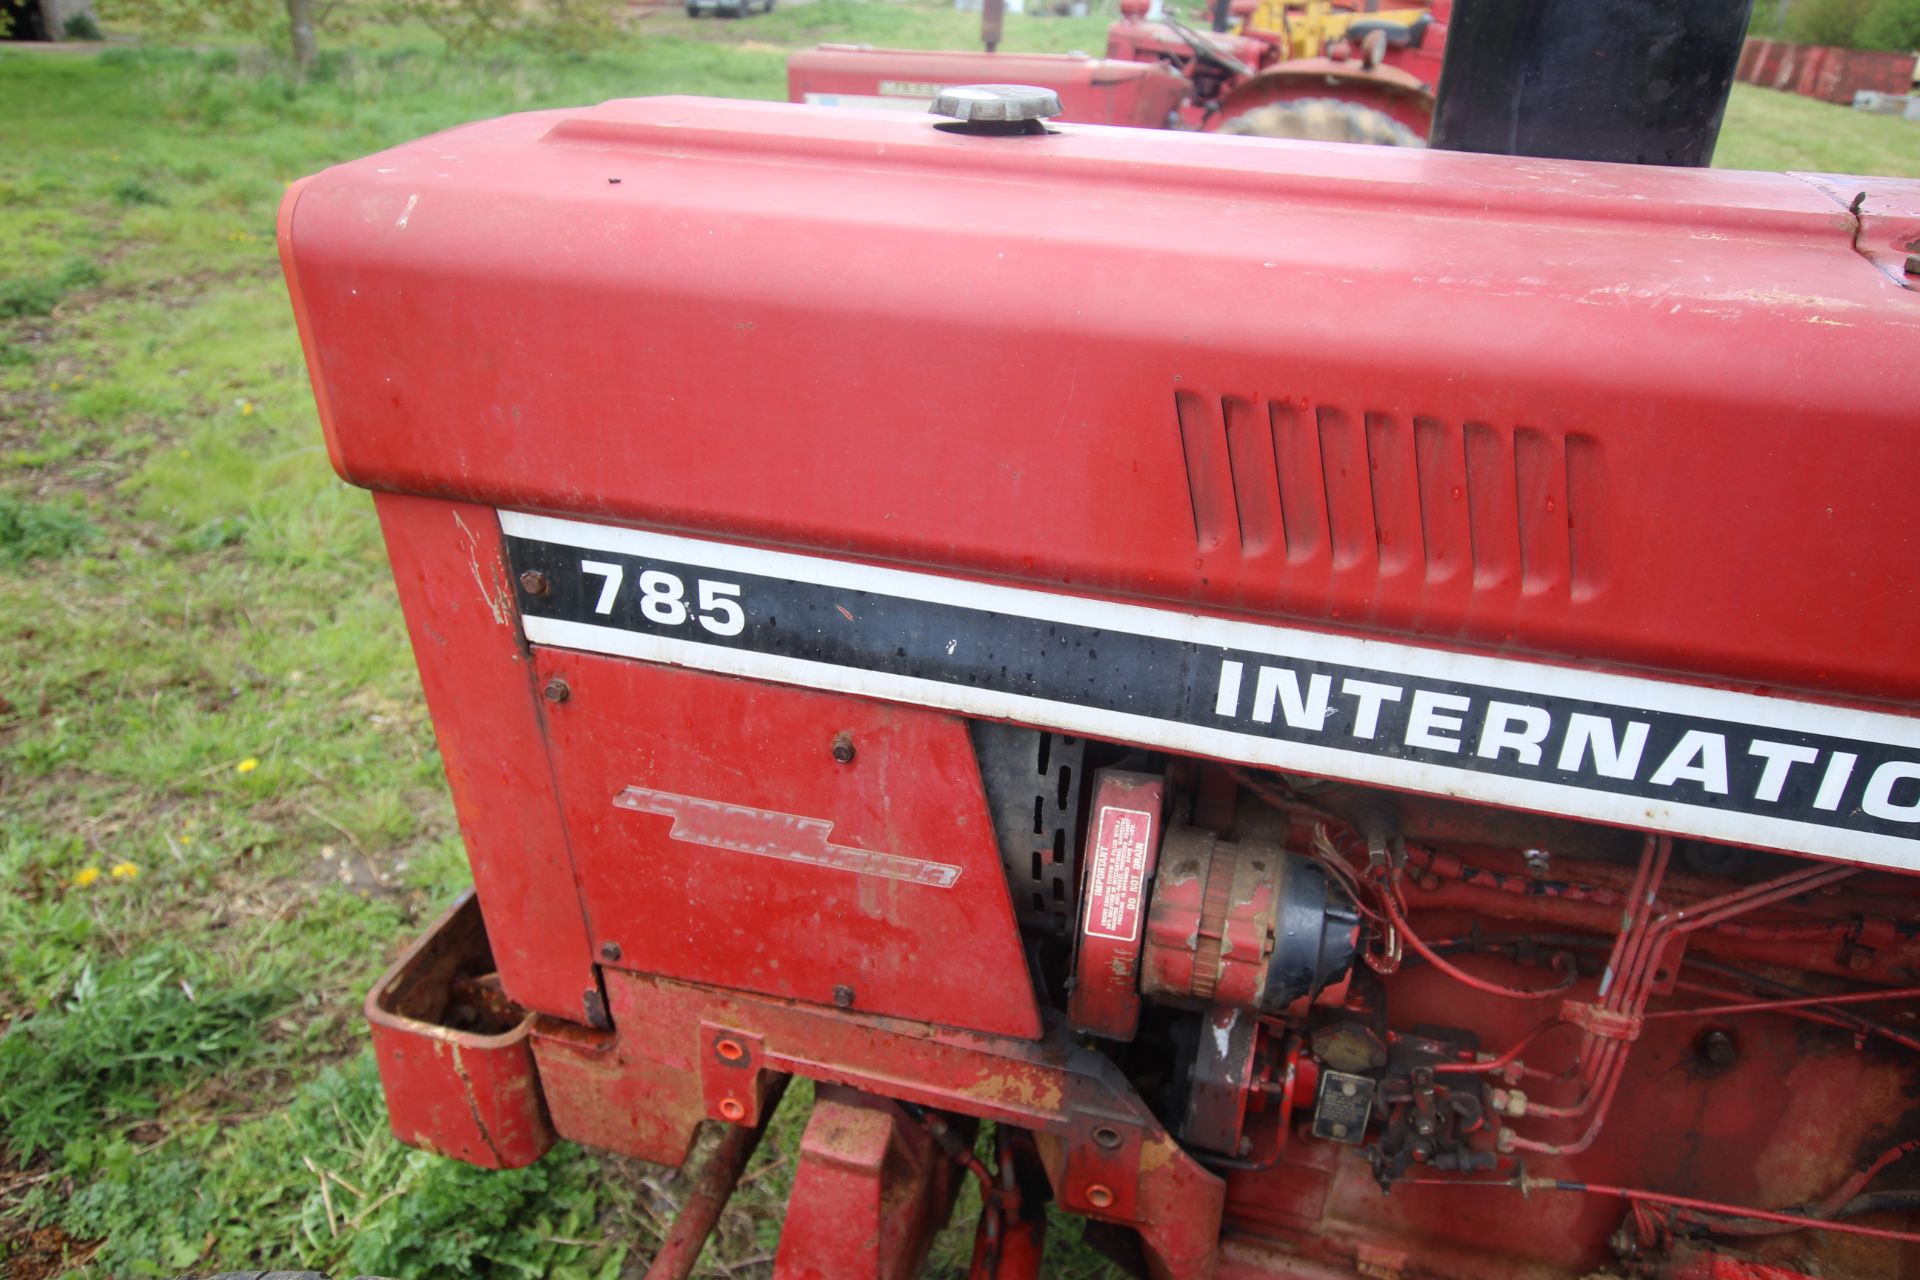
1390, 1176, 1920, 1246
1431, 1018, 1570, 1074
1380, 872, 1578, 1001
1644, 984, 1920, 1021
1573, 1180, 1920, 1245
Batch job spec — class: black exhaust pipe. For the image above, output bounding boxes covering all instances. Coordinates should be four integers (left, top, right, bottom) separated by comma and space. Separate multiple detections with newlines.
1430, 0, 1757, 166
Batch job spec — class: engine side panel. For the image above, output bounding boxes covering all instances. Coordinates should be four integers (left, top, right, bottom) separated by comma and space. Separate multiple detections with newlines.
527, 648, 1042, 1039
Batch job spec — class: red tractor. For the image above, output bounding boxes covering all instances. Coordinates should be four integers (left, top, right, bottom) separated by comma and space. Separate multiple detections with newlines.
789, 0, 1444, 139
279, 1, 1920, 1276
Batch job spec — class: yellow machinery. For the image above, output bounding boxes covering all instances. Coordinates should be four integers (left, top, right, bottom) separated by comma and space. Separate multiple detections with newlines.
1250, 0, 1431, 60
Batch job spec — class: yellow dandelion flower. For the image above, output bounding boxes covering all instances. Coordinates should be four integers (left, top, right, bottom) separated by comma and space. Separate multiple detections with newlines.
241, 402, 254, 416
50, 382, 60, 391
236, 758, 259, 773
73, 866, 103, 887
110, 862, 140, 880
179, 833, 193, 845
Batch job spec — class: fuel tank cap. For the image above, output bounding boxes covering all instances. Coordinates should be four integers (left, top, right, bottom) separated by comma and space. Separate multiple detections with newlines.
931, 84, 1063, 127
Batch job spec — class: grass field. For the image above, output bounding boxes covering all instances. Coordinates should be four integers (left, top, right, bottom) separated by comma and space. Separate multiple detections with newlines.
1718, 80, 1920, 174
1, 6, 1915, 1277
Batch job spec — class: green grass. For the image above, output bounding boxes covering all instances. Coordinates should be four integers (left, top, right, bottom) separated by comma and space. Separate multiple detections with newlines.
0, 9, 1129, 1276
0, 256, 102, 319
0, 492, 97, 563
1717, 82, 1920, 176
0, 6, 1911, 1278
692, 0, 1111, 51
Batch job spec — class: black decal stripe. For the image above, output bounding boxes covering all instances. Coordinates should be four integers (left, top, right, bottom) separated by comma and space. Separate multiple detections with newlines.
499, 513, 1920, 871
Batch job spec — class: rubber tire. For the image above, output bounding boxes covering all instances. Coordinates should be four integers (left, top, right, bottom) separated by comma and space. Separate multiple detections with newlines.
1216, 98, 1426, 147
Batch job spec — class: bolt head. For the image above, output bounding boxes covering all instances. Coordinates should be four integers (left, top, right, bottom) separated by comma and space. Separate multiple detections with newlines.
1701, 1028, 1738, 1067
833, 983, 855, 1009
543, 675, 570, 703
831, 732, 856, 764
518, 569, 550, 596
600, 941, 621, 962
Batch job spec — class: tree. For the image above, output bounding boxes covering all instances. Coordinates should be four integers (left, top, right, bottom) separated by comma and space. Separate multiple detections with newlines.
1857, 0, 1920, 49
1785, 0, 1876, 44
286, 0, 317, 73
387, 0, 623, 53
130, 0, 624, 78
130, 0, 331, 76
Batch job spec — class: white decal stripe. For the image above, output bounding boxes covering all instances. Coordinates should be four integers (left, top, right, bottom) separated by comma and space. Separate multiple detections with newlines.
501, 510, 1920, 749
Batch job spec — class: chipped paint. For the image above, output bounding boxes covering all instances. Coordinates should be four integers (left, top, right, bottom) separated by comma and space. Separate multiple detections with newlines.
452, 511, 512, 626
962, 1067, 1066, 1115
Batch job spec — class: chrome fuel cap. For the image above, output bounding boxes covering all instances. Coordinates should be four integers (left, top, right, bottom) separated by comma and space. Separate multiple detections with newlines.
930, 84, 1064, 125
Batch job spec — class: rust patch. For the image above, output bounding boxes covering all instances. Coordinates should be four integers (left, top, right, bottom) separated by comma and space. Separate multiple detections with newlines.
1138, 1133, 1178, 1175
447, 1040, 508, 1167
959, 1063, 1066, 1114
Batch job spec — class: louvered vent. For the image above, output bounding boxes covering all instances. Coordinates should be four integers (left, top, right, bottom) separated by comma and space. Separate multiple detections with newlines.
1174, 391, 1603, 600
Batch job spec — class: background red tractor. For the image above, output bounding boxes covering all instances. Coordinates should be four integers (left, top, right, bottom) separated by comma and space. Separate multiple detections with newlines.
789, 0, 1448, 140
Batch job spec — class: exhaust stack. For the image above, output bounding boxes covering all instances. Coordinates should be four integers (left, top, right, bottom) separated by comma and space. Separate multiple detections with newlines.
1430, 0, 1757, 165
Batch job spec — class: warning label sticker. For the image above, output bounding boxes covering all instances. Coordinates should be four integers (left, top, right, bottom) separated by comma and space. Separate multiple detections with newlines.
1082, 806, 1156, 943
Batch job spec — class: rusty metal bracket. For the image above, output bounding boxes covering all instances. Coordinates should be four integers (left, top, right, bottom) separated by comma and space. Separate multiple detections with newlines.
700, 1023, 772, 1125
1559, 999, 1643, 1042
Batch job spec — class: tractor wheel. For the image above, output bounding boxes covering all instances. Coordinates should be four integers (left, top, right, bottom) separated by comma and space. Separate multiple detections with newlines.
1217, 98, 1425, 147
